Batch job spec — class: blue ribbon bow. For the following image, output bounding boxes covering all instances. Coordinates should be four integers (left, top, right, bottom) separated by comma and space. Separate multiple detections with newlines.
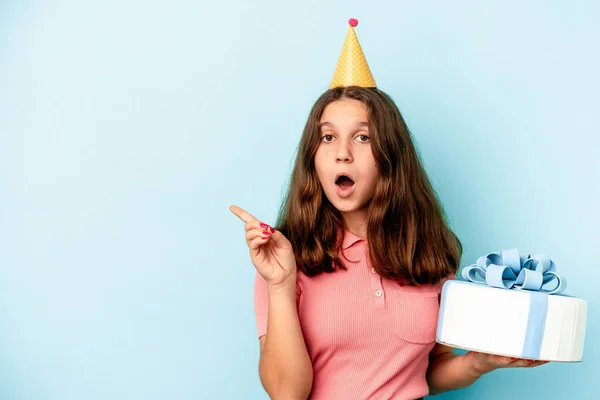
461, 249, 566, 295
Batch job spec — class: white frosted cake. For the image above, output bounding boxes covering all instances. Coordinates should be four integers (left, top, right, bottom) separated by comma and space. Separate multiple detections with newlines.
436, 250, 587, 362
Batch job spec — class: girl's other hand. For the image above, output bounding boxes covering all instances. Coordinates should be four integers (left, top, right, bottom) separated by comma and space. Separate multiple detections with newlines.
468, 351, 549, 374
229, 205, 297, 289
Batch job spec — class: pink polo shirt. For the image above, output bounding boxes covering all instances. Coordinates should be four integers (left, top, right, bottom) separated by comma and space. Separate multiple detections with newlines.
254, 230, 450, 400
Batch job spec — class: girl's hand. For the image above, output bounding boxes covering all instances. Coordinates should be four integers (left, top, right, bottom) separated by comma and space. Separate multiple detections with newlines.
229, 205, 297, 289
468, 351, 549, 374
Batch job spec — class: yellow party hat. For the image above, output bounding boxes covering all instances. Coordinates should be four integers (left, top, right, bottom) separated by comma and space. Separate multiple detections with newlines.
330, 18, 376, 89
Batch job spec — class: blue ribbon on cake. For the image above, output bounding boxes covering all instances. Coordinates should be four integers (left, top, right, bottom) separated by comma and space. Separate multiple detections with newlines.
461, 248, 567, 295
459, 249, 567, 359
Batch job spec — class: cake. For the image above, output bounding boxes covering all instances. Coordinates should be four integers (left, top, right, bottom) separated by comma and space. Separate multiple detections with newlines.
436, 249, 587, 362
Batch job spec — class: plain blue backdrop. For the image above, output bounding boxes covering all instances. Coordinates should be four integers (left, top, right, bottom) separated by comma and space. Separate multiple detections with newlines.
1, 1, 598, 399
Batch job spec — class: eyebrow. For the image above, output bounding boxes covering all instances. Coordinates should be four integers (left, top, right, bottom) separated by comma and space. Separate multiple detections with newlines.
319, 121, 369, 128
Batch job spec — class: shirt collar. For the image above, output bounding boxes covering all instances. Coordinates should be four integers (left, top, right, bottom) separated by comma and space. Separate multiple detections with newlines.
341, 229, 366, 249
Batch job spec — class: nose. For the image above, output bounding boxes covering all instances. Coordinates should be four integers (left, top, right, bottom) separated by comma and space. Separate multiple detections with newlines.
335, 141, 353, 163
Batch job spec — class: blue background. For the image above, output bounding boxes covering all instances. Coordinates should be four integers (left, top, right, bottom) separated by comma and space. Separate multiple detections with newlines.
0, 1, 598, 399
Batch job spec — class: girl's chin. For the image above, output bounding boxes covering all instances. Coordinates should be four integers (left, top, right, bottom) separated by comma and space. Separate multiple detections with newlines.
329, 199, 367, 213
324, 190, 370, 213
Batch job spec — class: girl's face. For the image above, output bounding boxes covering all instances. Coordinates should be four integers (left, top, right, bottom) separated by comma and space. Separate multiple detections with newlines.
315, 98, 380, 217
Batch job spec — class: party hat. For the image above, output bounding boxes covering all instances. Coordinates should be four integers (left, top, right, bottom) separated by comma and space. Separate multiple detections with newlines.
330, 18, 376, 89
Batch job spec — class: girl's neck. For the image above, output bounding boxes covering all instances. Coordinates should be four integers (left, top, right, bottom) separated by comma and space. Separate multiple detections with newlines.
341, 209, 368, 239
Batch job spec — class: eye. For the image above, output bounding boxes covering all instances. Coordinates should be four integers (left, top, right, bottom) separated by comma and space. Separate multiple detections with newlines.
356, 134, 370, 143
321, 134, 335, 143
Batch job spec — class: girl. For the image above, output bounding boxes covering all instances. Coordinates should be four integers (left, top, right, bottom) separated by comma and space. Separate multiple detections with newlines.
230, 21, 547, 400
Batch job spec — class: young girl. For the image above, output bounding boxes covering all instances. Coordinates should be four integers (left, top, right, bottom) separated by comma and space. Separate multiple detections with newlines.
230, 20, 547, 400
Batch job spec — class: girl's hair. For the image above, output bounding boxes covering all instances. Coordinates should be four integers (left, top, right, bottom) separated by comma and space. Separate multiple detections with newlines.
275, 86, 461, 285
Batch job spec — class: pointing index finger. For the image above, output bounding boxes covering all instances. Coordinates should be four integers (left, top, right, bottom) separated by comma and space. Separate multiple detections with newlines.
229, 205, 258, 224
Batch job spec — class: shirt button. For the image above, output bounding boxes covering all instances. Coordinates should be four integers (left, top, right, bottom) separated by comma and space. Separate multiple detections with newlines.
375, 289, 383, 297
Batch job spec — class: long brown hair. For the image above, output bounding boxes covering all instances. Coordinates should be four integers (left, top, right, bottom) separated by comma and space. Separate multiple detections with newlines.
275, 86, 461, 285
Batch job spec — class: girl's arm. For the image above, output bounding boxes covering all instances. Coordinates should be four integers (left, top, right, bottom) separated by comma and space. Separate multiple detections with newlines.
426, 343, 548, 395
229, 205, 313, 399
259, 280, 313, 400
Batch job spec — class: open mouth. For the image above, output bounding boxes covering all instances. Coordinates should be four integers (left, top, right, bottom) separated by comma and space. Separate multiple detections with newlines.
335, 175, 355, 189
335, 174, 355, 198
